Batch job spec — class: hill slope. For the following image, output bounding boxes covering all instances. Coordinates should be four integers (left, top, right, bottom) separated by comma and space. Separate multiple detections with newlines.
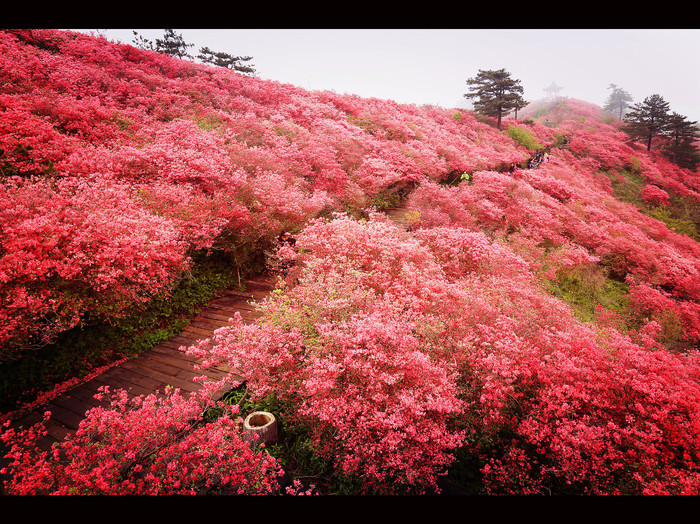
0, 28, 532, 360
2, 29, 700, 495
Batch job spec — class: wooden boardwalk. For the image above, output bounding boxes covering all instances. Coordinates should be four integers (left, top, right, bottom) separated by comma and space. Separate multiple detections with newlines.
3, 273, 277, 455
384, 206, 415, 229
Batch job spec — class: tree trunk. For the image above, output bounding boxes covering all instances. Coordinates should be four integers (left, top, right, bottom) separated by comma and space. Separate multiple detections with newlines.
242, 411, 278, 446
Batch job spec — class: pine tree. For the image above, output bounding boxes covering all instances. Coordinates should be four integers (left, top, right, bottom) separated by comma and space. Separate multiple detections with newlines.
622, 94, 671, 151
131, 30, 193, 59
464, 69, 525, 130
154, 29, 193, 59
197, 47, 256, 76
131, 31, 154, 51
604, 83, 634, 120
664, 112, 700, 170
512, 98, 529, 120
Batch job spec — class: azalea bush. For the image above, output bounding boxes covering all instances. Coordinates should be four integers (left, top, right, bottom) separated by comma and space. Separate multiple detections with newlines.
405, 145, 700, 344
0, 383, 290, 495
186, 214, 468, 494
0, 175, 192, 358
0, 28, 531, 368
187, 211, 700, 495
476, 331, 700, 495
641, 183, 671, 206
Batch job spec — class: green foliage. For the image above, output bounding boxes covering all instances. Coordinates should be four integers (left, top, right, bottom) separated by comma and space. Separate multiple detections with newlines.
628, 154, 642, 174
205, 384, 339, 494
605, 168, 646, 208
369, 189, 403, 210
194, 113, 224, 132
546, 265, 631, 325
649, 206, 700, 240
197, 47, 256, 76
663, 113, 700, 170
552, 133, 568, 148
604, 84, 634, 121
504, 125, 543, 151
347, 115, 377, 135
368, 180, 416, 210
464, 68, 526, 129
622, 94, 671, 151
109, 113, 135, 131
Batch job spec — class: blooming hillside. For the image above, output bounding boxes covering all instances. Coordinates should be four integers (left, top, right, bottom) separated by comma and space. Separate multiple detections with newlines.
2, 29, 700, 495
0, 29, 528, 359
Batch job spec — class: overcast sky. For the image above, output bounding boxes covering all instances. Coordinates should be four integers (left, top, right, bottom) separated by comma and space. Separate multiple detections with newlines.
82, 29, 700, 123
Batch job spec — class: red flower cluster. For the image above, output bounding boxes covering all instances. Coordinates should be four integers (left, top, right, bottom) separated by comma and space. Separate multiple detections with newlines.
1, 385, 288, 495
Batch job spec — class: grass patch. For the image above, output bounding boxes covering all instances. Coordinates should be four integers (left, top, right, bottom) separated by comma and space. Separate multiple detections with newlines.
545, 264, 630, 325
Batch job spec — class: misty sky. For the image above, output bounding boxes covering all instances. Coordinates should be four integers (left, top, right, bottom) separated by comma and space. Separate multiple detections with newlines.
84, 29, 700, 123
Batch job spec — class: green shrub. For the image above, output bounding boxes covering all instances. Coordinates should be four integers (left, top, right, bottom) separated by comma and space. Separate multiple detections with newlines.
504, 125, 543, 151
546, 265, 630, 325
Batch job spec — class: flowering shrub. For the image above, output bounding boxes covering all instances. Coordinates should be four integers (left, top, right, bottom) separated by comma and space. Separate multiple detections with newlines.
480, 334, 700, 494
1, 28, 537, 361
412, 226, 530, 280
0, 384, 287, 495
187, 214, 467, 494
0, 175, 191, 357
3, 28, 700, 496
641, 184, 671, 206
400, 174, 700, 494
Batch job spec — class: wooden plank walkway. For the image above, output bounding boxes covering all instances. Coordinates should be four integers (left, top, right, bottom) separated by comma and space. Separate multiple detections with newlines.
2, 273, 277, 456
384, 206, 415, 229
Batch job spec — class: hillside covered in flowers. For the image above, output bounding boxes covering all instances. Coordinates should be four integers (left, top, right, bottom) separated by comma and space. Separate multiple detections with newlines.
2, 28, 700, 495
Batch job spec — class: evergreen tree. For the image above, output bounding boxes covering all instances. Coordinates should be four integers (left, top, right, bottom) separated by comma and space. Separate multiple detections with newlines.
622, 94, 671, 151
197, 47, 256, 76
131, 30, 155, 51
512, 98, 529, 120
132, 30, 193, 59
604, 83, 634, 120
664, 112, 700, 170
154, 29, 193, 59
464, 69, 525, 130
